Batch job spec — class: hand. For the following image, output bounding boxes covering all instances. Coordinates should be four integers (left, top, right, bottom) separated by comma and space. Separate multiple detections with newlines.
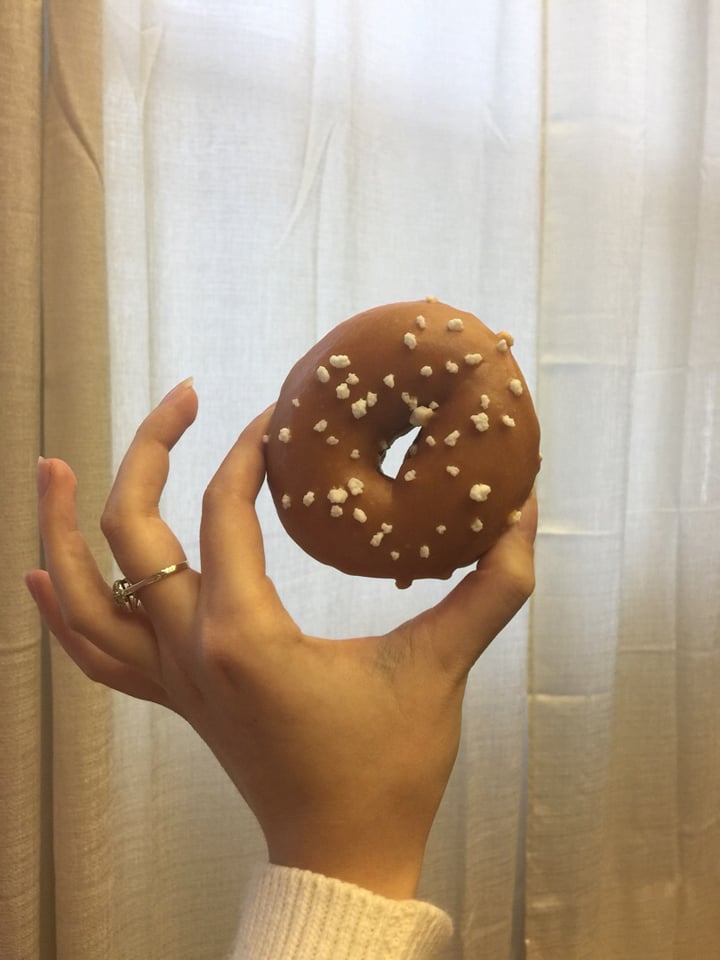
26, 379, 537, 900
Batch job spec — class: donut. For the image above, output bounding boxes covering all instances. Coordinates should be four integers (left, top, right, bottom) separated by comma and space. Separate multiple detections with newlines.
265, 299, 540, 588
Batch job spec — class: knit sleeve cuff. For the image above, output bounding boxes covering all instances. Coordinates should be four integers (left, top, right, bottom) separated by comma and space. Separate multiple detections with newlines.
228, 863, 453, 960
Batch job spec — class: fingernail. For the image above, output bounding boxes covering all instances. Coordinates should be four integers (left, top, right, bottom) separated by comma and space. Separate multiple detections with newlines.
160, 377, 194, 404
37, 456, 51, 497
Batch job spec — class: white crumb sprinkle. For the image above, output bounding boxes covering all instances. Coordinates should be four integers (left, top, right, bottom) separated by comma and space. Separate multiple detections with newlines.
416, 315, 426, 329
429, 401, 439, 409
425, 435, 436, 447
330, 505, 344, 518
350, 449, 360, 459
352, 399, 368, 419
336, 383, 351, 399
508, 378, 523, 396
353, 508, 367, 523
366, 391, 377, 407
502, 414, 516, 427
481, 394, 490, 410
508, 510, 522, 525
401, 392, 418, 409
326, 436, 339, 445
302, 492, 315, 506
497, 339, 508, 353
464, 353, 483, 366
281, 494, 291, 509
346, 372, 359, 385
379, 439, 389, 451
447, 318, 464, 331
420, 545, 430, 558
328, 487, 349, 504
278, 427, 291, 443
444, 430, 460, 447
381, 523, 393, 534
410, 405, 434, 427
316, 366, 330, 383
347, 477, 364, 496
383, 374, 395, 388
425, 295, 438, 303
445, 360, 459, 374
291, 398, 300, 407
498, 331, 515, 347
390, 550, 400, 561
370, 532, 384, 547
404, 469, 417, 481
403, 332, 417, 349
262, 434, 270, 444
330, 354, 351, 368
470, 483, 491, 502
446, 465, 460, 476
470, 518, 484, 532
420, 365, 433, 377
313, 419, 328, 432
407, 445, 418, 458
471, 412, 489, 432
436, 524, 447, 534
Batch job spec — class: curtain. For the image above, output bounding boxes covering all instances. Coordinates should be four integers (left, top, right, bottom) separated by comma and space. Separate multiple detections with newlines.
2, 1, 718, 958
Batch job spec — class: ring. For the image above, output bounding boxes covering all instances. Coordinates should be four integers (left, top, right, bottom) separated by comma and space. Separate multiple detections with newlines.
112, 561, 190, 610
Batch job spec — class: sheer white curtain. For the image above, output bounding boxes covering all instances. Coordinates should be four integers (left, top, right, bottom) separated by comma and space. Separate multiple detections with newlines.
95, 2, 719, 958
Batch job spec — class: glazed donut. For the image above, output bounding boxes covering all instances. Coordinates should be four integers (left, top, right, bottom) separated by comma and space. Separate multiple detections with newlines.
265, 299, 540, 588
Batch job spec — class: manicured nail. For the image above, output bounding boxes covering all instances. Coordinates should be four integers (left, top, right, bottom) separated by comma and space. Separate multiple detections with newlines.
160, 377, 194, 405
37, 456, 51, 497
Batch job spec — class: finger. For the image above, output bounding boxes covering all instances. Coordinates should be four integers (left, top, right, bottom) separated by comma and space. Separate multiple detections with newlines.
101, 378, 200, 626
199, 406, 278, 613
37, 458, 164, 676
25, 571, 170, 705
409, 492, 537, 680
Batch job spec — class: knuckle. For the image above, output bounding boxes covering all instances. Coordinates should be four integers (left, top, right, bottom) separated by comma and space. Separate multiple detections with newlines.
100, 505, 124, 541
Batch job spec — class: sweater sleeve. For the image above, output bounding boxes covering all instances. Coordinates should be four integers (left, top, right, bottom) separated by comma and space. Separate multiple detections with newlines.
228, 863, 453, 960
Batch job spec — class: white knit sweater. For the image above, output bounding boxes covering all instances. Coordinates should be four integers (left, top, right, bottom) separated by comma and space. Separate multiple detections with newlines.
229, 864, 453, 959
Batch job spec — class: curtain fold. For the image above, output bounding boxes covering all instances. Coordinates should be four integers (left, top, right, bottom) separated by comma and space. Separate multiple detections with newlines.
43, 0, 113, 957
0, 5, 45, 959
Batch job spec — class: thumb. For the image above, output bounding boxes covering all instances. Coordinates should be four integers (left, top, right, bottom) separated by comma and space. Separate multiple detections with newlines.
411, 492, 537, 681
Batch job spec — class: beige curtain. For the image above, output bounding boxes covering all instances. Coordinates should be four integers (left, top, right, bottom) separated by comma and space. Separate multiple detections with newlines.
2, 3, 718, 959
1, 1, 111, 958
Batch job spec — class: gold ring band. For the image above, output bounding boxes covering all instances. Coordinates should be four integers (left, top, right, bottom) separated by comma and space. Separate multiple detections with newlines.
113, 561, 190, 610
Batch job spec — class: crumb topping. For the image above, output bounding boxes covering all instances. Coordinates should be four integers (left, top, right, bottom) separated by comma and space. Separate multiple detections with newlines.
350, 449, 360, 459
410, 405, 434, 427
383, 374, 395, 388
346, 373, 359, 385
502, 414, 516, 427
404, 469, 417, 481
302, 492, 315, 506
464, 353, 483, 366
281, 494, 291, 509
326, 436, 339, 445
508, 379, 523, 396
347, 477, 364, 496
328, 488, 349, 504
470, 518, 484, 532
367, 392, 378, 407
446, 465, 460, 476
381, 523, 393, 534
420, 365, 433, 377
471, 412, 489, 432
481, 394, 490, 409
352, 399, 368, 419
278, 427, 292, 443
447, 318, 464, 331
436, 524, 447, 534
336, 383, 351, 399
416, 315, 426, 329
353, 508, 367, 523
330, 505, 344, 517
445, 360, 459, 374
420, 545, 430, 558
370, 532, 384, 547
470, 484, 491, 502
390, 550, 400, 560
313, 419, 328, 432
444, 430, 460, 447
330, 355, 351, 368
403, 332, 417, 349
291, 398, 300, 407
316, 366, 330, 382
425, 435, 436, 447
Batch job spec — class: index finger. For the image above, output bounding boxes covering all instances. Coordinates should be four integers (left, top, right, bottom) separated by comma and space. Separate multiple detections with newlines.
199, 406, 276, 613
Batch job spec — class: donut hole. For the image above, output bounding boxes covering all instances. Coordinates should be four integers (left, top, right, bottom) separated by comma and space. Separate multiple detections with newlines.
379, 426, 422, 479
